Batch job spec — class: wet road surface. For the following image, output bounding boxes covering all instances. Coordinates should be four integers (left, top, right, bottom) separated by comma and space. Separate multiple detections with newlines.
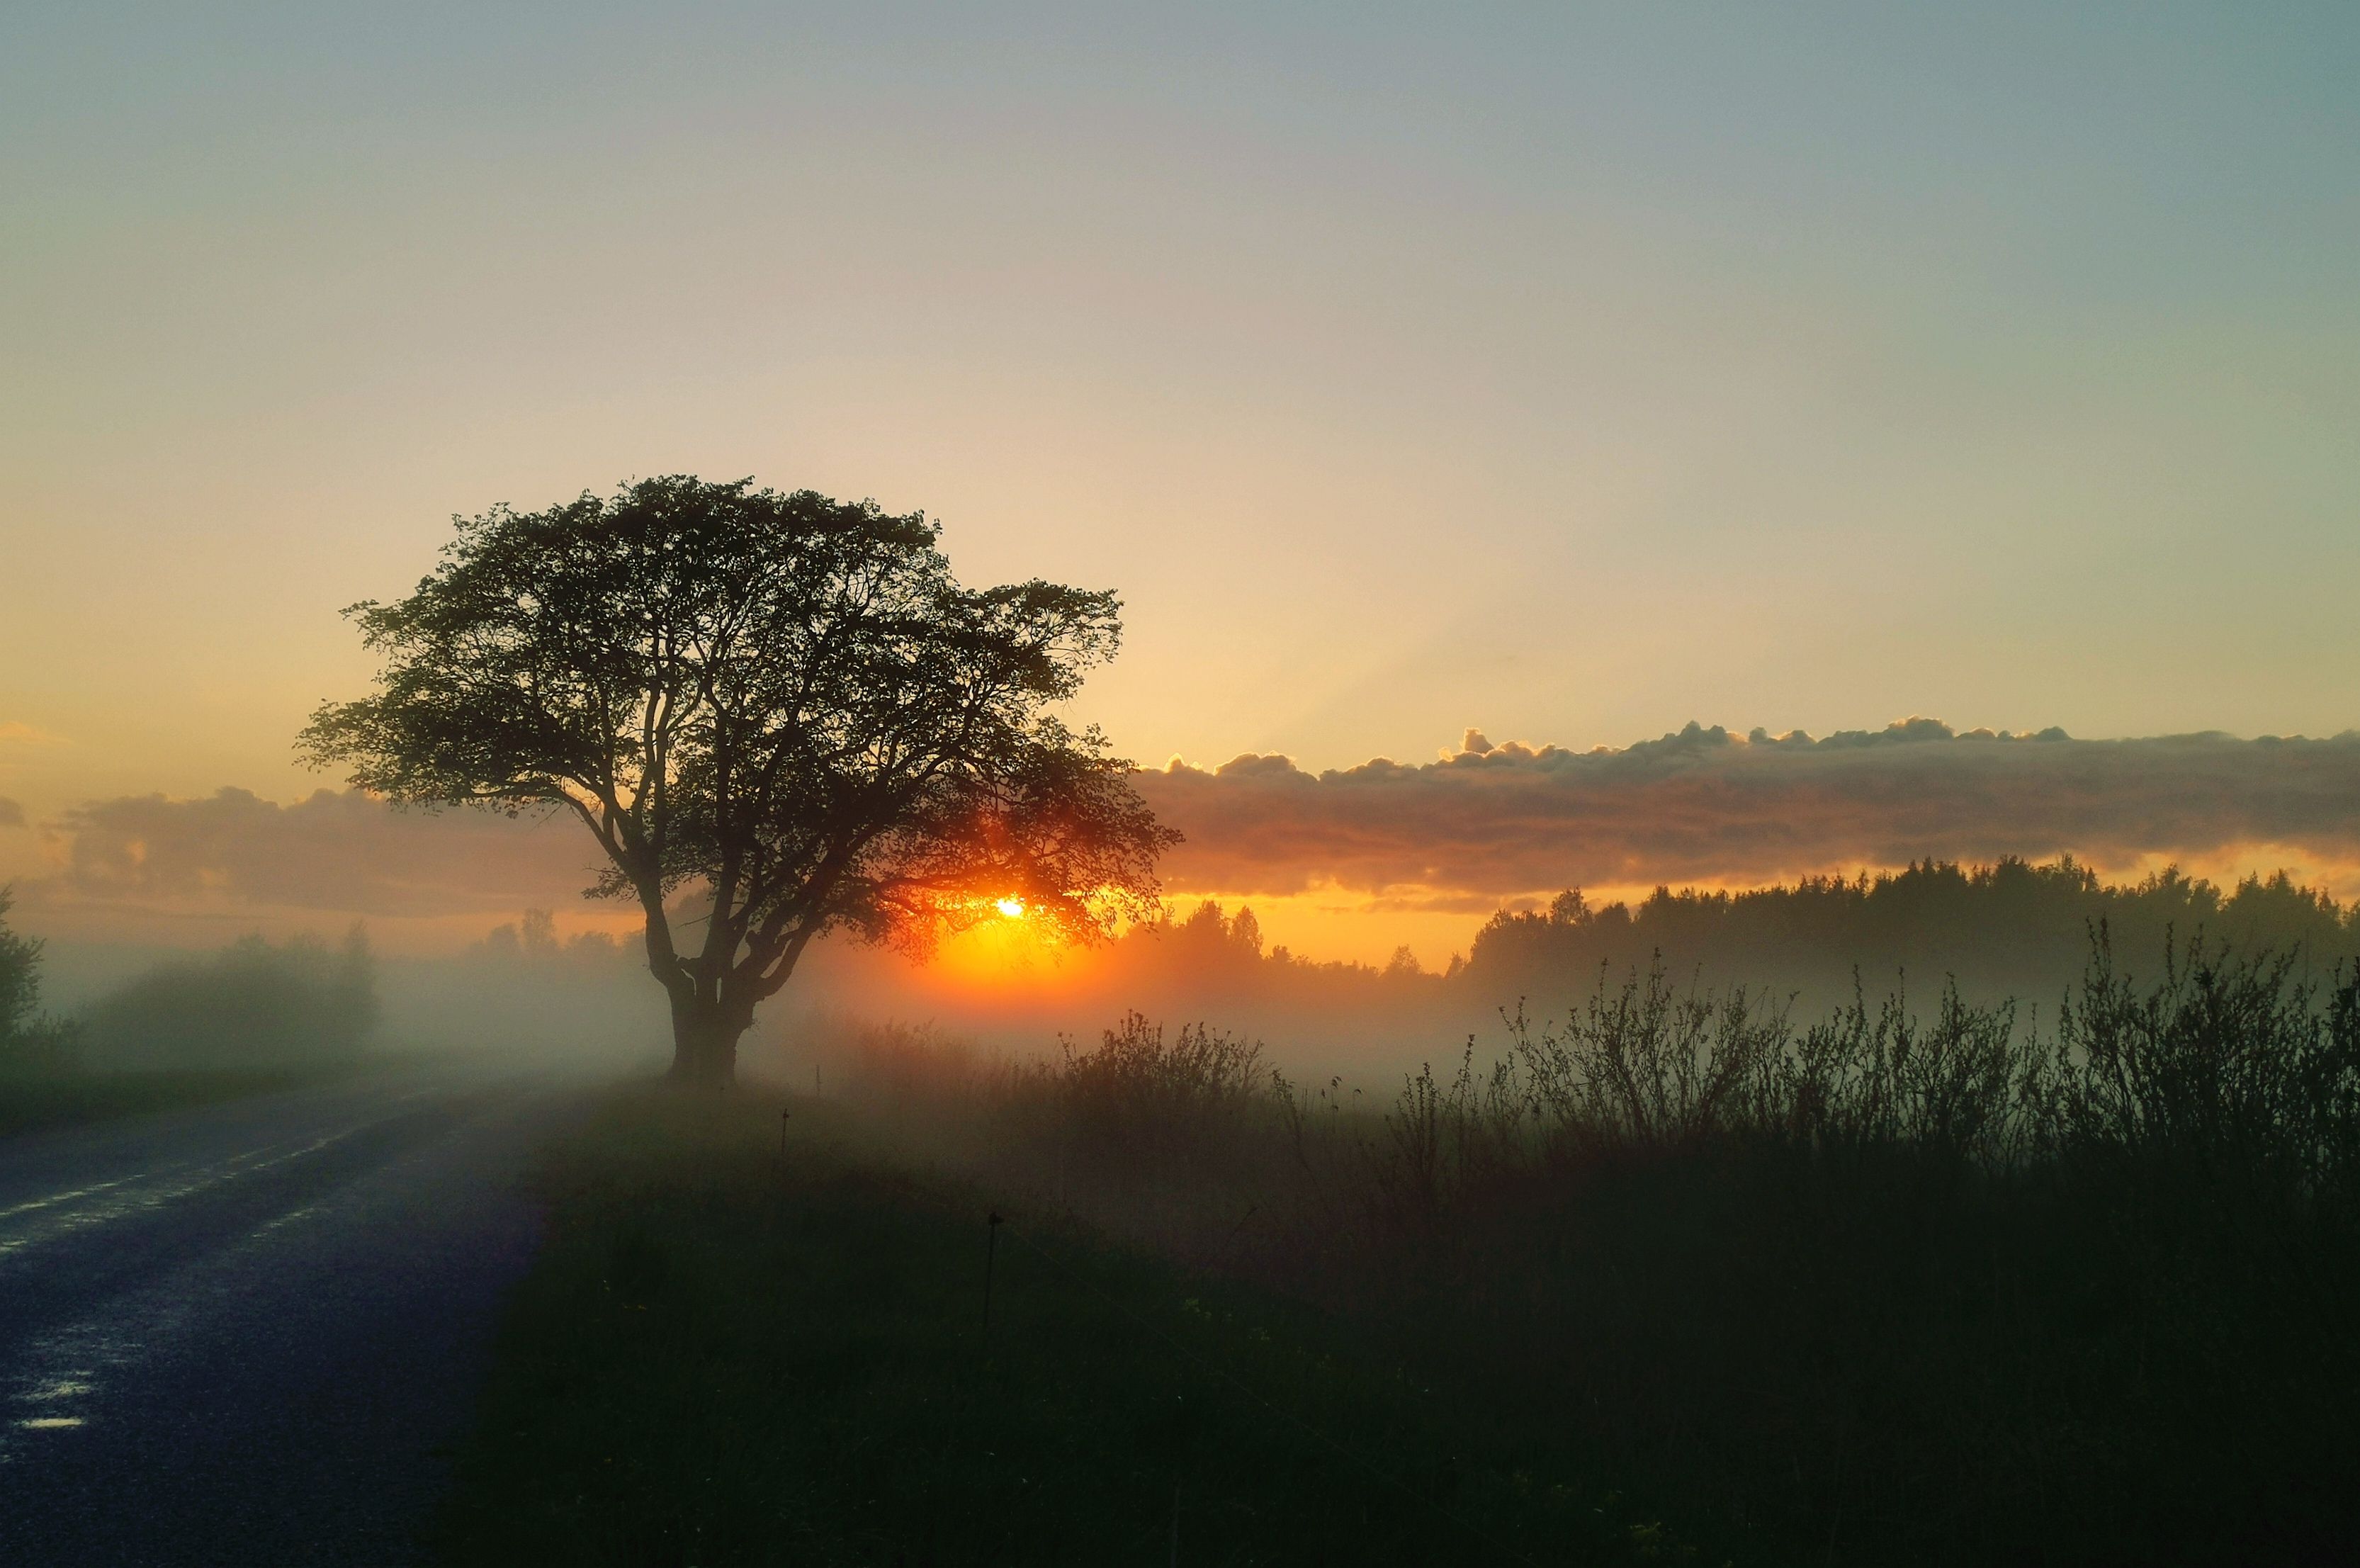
0, 1064, 577, 1565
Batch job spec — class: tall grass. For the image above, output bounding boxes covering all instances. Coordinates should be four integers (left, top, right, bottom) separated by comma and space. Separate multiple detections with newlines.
798, 928, 2360, 1564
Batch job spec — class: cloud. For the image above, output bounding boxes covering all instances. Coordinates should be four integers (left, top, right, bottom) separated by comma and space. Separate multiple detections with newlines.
31, 720, 2360, 923
1135, 720, 2360, 898
0, 722, 65, 748
0, 798, 23, 830
45, 788, 604, 916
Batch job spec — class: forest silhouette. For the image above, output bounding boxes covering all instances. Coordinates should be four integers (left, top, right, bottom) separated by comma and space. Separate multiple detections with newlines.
780, 856, 2360, 1088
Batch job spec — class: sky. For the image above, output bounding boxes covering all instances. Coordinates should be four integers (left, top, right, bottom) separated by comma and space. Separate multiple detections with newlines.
4, 4, 2357, 964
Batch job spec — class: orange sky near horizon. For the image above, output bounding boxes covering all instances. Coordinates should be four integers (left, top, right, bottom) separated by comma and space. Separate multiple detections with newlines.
11, 823, 2359, 977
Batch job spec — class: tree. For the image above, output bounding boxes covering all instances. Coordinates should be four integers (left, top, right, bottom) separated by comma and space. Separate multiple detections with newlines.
1229, 905, 1263, 959
0, 885, 47, 1043
0, 885, 79, 1073
302, 476, 1178, 1084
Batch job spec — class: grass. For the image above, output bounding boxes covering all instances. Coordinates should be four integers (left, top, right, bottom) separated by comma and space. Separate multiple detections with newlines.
444, 934, 2360, 1564
437, 1085, 1698, 1567
0, 1063, 362, 1138
784, 940, 2360, 1566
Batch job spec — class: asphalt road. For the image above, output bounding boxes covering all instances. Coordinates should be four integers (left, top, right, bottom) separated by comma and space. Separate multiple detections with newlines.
0, 1064, 577, 1566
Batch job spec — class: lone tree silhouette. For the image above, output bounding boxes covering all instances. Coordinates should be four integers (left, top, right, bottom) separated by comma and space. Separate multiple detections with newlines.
302, 476, 1176, 1084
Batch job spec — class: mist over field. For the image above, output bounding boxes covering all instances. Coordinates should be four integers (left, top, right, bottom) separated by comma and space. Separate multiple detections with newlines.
43, 848, 2348, 1095
782, 859, 2360, 1086
38, 922, 667, 1076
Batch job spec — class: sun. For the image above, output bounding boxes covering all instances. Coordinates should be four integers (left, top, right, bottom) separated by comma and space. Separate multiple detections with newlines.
994, 896, 1027, 919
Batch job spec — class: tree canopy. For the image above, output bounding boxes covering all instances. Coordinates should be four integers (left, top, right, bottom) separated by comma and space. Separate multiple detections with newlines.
302, 475, 1176, 1081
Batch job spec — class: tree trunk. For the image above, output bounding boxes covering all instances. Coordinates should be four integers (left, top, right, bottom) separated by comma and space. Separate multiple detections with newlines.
666, 995, 748, 1087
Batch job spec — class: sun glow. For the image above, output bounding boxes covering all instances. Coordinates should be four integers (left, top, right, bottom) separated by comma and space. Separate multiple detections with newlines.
918, 892, 1073, 988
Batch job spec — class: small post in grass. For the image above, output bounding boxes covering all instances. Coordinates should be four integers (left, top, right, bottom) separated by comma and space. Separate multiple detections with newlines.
778, 1107, 790, 1163
983, 1210, 1005, 1344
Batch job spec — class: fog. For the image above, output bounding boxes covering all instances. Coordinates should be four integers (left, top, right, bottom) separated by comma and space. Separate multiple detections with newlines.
37, 854, 2360, 1094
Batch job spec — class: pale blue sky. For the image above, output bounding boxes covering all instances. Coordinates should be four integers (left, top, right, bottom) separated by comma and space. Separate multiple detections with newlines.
4, 3, 2356, 852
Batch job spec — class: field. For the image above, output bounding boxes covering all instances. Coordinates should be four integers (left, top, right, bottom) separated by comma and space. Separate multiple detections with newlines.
0, 1063, 360, 1138
438, 1087, 1690, 1566
443, 937, 2360, 1565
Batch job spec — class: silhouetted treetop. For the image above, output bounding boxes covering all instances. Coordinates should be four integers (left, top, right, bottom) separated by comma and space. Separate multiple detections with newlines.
303, 475, 1176, 1082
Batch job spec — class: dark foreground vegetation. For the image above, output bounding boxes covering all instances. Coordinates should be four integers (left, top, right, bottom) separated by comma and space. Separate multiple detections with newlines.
798, 932, 2356, 1564
451, 927, 2359, 1564
441, 1089, 1683, 1566
0, 1065, 365, 1139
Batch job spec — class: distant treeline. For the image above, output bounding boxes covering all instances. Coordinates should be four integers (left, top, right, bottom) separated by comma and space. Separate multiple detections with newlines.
476, 861, 2360, 1046
813, 858, 2354, 1075
468, 907, 633, 969
1461, 857, 2356, 1012
746, 858, 2360, 1082
77, 927, 380, 1070
376, 907, 667, 1066
1108, 858, 2351, 1008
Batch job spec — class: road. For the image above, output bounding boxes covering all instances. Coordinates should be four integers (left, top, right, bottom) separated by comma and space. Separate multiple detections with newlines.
0, 1063, 577, 1566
